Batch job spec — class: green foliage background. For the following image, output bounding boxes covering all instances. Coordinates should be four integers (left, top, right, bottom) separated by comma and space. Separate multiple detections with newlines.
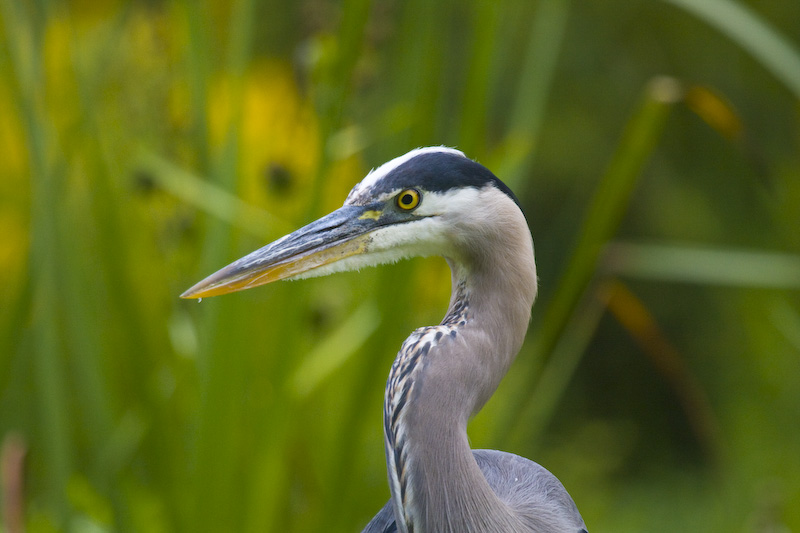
1, 0, 799, 531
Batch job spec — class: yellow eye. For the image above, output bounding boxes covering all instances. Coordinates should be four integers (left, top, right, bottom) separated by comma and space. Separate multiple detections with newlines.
396, 188, 421, 210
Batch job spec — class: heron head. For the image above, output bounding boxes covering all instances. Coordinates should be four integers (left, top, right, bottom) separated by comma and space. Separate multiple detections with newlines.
181, 147, 526, 299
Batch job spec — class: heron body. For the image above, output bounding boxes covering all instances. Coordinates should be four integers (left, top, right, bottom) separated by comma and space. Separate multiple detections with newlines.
183, 148, 587, 533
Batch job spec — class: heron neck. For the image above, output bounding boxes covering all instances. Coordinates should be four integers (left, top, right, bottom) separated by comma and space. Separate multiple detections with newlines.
385, 244, 537, 532
448, 257, 537, 408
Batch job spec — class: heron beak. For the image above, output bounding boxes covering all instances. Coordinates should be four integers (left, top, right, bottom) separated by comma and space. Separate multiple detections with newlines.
181, 205, 390, 299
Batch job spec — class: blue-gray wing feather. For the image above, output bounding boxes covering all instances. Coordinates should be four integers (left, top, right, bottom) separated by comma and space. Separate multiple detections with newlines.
361, 449, 587, 532
361, 499, 396, 533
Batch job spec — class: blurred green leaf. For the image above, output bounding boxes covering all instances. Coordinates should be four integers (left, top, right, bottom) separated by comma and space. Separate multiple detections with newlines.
664, 0, 800, 99
496, 0, 572, 188
137, 152, 290, 238
291, 301, 381, 399
502, 76, 681, 445
605, 242, 800, 288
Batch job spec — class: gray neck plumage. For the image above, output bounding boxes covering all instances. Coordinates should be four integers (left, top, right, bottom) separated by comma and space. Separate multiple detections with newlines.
383, 223, 538, 533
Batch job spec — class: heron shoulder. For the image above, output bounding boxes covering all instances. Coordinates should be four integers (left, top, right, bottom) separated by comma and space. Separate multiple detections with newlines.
363, 450, 588, 533
473, 449, 588, 533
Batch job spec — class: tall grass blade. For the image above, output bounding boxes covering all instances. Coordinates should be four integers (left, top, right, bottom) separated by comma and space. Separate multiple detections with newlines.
663, 0, 800, 99
605, 242, 800, 288
179, 0, 212, 171
291, 301, 381, 399
499, 77, 682, 442
458, 1, 501, 156
138, 152, 290, 239
497, 0, 572, 189
308, 0, 373, 218
0, 0, 73, 524
187, 1, 262, 530
509, 281, 607, 446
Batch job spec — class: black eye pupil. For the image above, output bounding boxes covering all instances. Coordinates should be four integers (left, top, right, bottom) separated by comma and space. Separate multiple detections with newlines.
401, 194, 413, 205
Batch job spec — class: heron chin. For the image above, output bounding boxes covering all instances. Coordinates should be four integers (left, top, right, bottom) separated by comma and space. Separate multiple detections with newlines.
182, 147, 588, 533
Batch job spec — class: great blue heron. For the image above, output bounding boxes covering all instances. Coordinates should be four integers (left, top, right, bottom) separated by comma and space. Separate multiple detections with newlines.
182, 147, 588, 533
